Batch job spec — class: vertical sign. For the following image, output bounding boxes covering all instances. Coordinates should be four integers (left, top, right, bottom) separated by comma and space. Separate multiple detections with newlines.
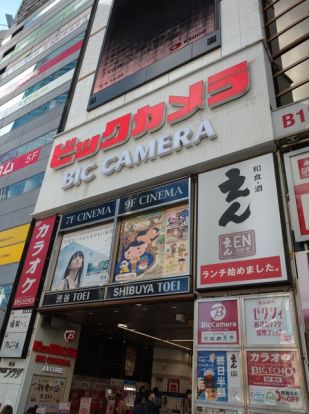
13, 216, 57, 308
197, 153, 288, 289
284, 148, 309, 241
197, 350, 242, 404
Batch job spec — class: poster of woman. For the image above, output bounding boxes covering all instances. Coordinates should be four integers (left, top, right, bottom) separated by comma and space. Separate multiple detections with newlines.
114, 204, 189, 282
51, 222, 114, 291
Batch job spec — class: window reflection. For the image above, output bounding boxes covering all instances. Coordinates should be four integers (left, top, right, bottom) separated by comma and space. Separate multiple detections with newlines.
263, 0, 309, 107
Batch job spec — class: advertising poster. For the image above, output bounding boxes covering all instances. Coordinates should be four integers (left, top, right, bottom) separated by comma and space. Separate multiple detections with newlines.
114, 204, 189, 283
284, 148, 309, 241
197, 350, 242, 405
58, 402, 71, 414
197, 299, 239, 345
0, 309, 33, 357
197, 154, 288, 289
25, 375, 66, 412
244, 295, 295, 346
247, 350, 304, 410
51, 222, 114, 291
295, 251, 309, 335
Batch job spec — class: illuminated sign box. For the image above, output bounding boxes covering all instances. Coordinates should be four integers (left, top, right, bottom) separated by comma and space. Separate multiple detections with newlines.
88, 0, 220, 110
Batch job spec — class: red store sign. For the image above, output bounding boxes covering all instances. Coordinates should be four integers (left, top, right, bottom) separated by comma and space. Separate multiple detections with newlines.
13, 216, 57, 308
50, 61, 250, 170
0, 148, 41, 177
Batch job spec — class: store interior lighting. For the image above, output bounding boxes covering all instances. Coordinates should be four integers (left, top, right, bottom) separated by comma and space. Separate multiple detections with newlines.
117, 324, 192, 351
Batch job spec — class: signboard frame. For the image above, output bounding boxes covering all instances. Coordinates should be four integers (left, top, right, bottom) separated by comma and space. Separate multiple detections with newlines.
197, 153, 290, 290
284, 147, 309, 242
193, 293, 308, 413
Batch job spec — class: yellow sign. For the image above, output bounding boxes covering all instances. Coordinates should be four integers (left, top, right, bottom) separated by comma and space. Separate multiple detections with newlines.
0, 242, 25, 265
0, 223, 30, 249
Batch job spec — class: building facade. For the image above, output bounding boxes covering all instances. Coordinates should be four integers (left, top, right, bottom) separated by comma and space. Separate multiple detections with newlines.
0, 0, 95, 332
0, 0, 308, 413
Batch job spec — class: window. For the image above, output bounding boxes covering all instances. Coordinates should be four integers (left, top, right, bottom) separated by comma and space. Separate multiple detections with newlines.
0, 172, 45, 201
263, 0, 309, 107
0, 130, 56, 165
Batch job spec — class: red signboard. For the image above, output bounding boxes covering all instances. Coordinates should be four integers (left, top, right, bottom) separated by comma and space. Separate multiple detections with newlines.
247, 351, 300, 388
200, 256, 282, 285
0, 148, 41, 177
13, 216, 57, 308
197, 299, 239, 345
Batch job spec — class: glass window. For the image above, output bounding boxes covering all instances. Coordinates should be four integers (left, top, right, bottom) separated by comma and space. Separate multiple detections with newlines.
0, 130, 56, 164
10, 92, 68, 130
0, 284, 12, 308
263, 0, 309, 107
0, 172, 45, 201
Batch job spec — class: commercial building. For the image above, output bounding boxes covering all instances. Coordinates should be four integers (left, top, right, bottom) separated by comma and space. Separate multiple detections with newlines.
0, 0, 95, 332
0, 0, 308, 413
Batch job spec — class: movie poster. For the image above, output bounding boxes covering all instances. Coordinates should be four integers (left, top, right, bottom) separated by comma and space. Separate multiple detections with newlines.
51, 223, 114, 291
114, 204, 189, 282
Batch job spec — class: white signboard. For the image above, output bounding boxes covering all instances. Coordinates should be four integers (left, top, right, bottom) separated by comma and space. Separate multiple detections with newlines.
79, 397, 92, 414
0, 309, 32, 357
197, 153, 288, 289
284, 147, 309, 242
272, 99, 309, 139
244, 295, 296, 346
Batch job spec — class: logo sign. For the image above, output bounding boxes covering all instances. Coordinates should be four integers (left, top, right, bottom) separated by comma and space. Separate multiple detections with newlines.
13, 216, 57, 308
42, 287, 105, 307
106, 276, 189, 300
60, 200, 116, 230
50, 61, 249, 188
219, 230, 256, 259
197, 299, 239, 345
284, 148, 309, 241
119, 179, 189, 215
197, 154, 288, 289
64, 330, 77, 343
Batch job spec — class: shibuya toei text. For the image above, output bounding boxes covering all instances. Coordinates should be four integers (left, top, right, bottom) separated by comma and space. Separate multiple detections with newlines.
61, 120, 216, 190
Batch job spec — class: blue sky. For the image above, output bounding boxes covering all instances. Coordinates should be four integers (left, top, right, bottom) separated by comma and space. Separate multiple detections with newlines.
0, 0, 21, 28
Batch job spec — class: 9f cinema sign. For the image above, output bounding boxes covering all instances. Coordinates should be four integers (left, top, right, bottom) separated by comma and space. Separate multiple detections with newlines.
51, 61, 250, 189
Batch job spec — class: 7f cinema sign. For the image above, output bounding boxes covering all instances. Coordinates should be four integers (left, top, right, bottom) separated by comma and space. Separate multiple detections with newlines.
51, 61, 250, 189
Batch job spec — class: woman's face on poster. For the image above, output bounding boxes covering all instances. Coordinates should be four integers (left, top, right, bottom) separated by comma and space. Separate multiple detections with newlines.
70, 253, 83, 270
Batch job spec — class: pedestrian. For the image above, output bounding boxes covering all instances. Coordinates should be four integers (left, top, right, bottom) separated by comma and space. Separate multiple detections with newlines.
133, 393, 145, 414
183, 389, 192, 414
152, 387, 161, 414
0, 406, 13, 414
144, 390, 156, 414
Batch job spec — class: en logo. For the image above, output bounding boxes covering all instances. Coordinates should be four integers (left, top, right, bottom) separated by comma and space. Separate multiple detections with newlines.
210, 303, 226, 321
64, 330, 76, 343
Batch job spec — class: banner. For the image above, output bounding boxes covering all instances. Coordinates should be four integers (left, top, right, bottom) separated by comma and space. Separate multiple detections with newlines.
25, 375, 66, 413
51, 222, 114, 291
197, 350, 242, 405
247, 350, 304, 410
13, 216, 57, 308
114, 204, 189, 283
0, 148, 41, 178
197, 154, 288, 289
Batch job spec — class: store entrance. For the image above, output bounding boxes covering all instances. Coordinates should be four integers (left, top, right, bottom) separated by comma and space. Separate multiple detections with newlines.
62, 299, 194, 413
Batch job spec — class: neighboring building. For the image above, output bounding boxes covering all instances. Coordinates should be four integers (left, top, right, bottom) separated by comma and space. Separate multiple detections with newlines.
0, 0, 308, 413
0, 0, 94, 334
